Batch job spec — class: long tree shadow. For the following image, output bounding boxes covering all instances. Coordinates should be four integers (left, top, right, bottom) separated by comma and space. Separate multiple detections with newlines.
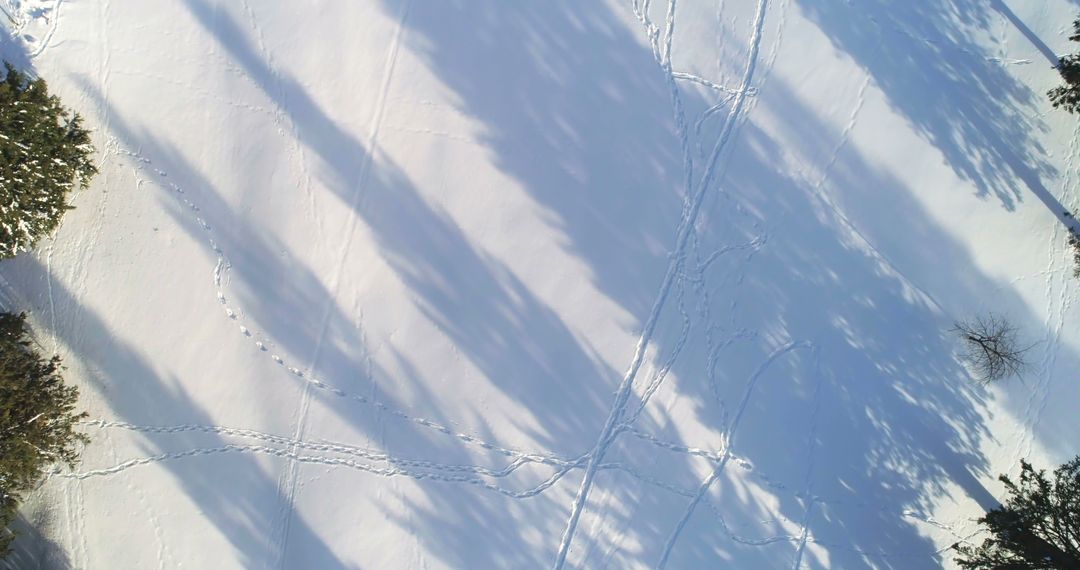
69, 8, 640, 563
178, 0, 623, 451
644, 56, 1080, 565
0, 29, 57, 569
24, 2, 665, 565
797, 0, 1072, 229
794, 0, 1080, 457
668, 114, 989, 569
990, 0, 1060, 66
8, 0, 1075, 567
0, 254, 353, 569
0, 513, 71, 570
0, 26, 31, 72
380, 0, 689, 321
169, 0, 711, 566
75, 78, 597, 566
357, 0, 1080, 568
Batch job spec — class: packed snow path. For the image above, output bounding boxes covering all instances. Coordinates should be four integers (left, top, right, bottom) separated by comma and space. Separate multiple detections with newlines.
2, 0, 1079, 568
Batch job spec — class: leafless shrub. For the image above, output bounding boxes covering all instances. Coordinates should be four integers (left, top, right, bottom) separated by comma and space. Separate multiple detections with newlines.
953, 314, 1029, 383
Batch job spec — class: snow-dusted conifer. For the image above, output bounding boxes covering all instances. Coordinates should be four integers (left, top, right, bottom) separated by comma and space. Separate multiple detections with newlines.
0, 312, 86, 556
1050, 17, 1080, 114
954, 457, 1080, 569
0, 62, 95, 258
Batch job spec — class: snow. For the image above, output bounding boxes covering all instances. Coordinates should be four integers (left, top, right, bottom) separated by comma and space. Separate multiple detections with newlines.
1, 0, 1080, 568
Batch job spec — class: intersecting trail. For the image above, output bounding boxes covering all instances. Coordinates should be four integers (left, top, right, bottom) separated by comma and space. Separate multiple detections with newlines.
81, 416, 951, 537
83, 419, 573, 477
111, 145, 603, 470
655, 340, 809, 569
7, 0, 1069, 565
66, 425, 704, 502
271, 0, 411, 565
790, 349, 825, 570
672, 71, 756, 96
24, 0, 65, 58
553, 1, 771, 566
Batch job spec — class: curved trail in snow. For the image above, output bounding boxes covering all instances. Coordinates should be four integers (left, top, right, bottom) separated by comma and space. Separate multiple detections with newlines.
655, 341, 810, 569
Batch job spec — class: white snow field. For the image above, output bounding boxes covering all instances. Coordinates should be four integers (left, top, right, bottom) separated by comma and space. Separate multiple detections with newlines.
1, 0, 1079, 567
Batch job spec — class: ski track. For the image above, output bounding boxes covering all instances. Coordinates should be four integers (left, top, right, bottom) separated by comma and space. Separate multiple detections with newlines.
105, 142, 586, 477
806, 73, 943, 313
48, 3, 709, 563
58, 5, 108, 567
271, 1, 411, 558
59, 442, 675, 504
790, 502, 815, 570
109, 69, 277, 119
790, 348, 824, 570
552, 0, 771, 566
656, 340, 810, 569
1012, 119, 1079, 463
262, 0, 383, 557
75, 417, 968, 554
237, 0, 326, 248
101, 425, 169, 570
10, 0, 1039, 565
83, 419, 572, 477
1020, 119, 1080, 459
24, 1, 797, 562
81, 418, 728, 502
672, 71, 756, 96
24, 0, 64, 59
623, 233, 764, 427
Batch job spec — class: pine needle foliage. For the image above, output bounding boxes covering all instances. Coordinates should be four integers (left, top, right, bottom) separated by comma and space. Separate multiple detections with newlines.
0, 312, 86, 556
1068, 230, 1080, 279
954, 457, 1080, 569
0, 61, 95, 258
1050, 17, 1080, 114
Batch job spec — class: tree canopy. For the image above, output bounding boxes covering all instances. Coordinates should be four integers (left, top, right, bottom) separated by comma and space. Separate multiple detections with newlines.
0, 312, 86, 556
1050, 18, 1080, 114
0, 61, 95, 258
954, 457, 1080, 569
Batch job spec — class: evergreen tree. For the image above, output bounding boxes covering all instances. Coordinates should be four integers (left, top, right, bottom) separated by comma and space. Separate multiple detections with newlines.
1050, 17, 1080, 114
0, 312, 86, 556
0, 61, 95, 258
954, 457, 1080, 569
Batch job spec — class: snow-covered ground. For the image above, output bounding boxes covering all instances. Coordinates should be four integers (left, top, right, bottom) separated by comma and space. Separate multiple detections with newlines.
1, 0, 1079, 568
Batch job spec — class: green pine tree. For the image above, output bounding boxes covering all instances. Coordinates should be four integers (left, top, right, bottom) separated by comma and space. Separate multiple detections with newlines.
0, 312, 86, 556
1050, 18, 1080, 114
0, 61, 96, 258
953, 457, 1080, 569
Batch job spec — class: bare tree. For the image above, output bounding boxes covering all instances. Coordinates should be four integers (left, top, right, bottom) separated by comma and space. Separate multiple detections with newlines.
953, 314, 1029, 383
